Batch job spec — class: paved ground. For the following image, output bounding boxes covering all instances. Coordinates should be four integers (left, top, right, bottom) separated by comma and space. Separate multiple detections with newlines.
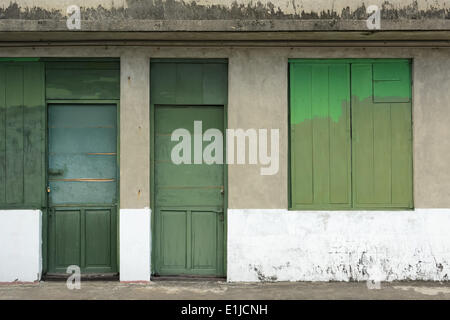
2, 280, 450, 300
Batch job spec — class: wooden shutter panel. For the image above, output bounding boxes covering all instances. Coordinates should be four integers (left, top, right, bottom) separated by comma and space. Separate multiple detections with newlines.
351, 62, 413, 208
0, 62, 45, 208
290, 62, 351, 209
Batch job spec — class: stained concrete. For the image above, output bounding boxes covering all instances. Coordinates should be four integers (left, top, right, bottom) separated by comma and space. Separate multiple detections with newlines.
120, 53, 150, 209
0, 0, 449, 34
2, 280, 450, 299
1, 0, 449, 20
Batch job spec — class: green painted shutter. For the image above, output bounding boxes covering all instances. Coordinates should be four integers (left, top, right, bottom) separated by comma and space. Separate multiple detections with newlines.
351, 62, 413, 208
290, 59, 413, 210
0, 62, 45, 208
290, 62, 351, 209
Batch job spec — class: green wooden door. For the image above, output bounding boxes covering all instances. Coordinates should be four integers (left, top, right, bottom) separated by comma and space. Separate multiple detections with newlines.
154, 105, 225, 276
47, 103, 118, 274
151, 60, 227, 277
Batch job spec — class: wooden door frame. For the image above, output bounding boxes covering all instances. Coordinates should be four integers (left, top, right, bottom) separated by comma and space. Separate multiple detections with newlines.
150, 104, 228, 277
149, 60, 229, 278
43, 99, 120, 275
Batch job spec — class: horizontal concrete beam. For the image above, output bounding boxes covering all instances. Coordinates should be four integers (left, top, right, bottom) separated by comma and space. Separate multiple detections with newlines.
1, 30, 450, 43
0, 19, 449, 33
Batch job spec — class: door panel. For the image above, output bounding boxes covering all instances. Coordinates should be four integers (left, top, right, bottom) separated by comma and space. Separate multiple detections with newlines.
160, 210, 187, 270
85, 209, 112, 267
192, 211, 218, 270
48, 103, 117, 274
154, 105, 225, 276
54, 209, 81, 270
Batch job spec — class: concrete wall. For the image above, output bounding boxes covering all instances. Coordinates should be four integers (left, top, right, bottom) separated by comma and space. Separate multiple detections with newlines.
119, 209, 151, 282
1, 0, 449, 20
5, 0, 448, 14
228, 209, 450, 282
228, 50, 288, 208
0, 0, 449, 34
0, 210, 42, 283
120, 53, 150, 210
0, 45, 449, 281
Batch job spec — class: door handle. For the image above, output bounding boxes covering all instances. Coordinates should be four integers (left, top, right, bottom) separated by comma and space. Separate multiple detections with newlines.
220, 186, 224, 194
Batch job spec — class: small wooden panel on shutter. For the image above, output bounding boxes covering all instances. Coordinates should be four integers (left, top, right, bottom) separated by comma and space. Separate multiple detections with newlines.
373, 62, 411, 103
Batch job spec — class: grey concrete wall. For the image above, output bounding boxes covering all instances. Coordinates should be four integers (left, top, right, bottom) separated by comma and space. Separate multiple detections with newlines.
228, 50, 288, 208
4, 0, 448, 15
0, 0, 449, 33
0, 45, 449, 209
413, 49, 450, 208
120, 53, 150, 209
1, 0, 449, 19
227, 46, 450, 209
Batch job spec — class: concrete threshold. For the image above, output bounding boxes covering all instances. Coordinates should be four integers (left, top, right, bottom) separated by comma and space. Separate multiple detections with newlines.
1, 281, 450, 300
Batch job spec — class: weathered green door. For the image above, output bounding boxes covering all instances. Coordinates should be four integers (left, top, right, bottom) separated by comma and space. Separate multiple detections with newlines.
47, 104, 118, 274
154, 106, 225, 276
151, 60, 227, 277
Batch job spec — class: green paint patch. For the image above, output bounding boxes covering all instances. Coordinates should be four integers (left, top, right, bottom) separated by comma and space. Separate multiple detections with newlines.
290, 100, 348, 124
290, 62, 350, 125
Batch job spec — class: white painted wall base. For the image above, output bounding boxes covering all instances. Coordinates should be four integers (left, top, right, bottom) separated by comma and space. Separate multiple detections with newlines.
119, 208, 151, 282
228, 209, 450, 282
0, 210, 42, 283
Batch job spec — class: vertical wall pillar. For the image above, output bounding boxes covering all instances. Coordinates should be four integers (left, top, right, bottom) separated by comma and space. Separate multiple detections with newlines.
119, 52, 151, 282
228, 49, 288, 209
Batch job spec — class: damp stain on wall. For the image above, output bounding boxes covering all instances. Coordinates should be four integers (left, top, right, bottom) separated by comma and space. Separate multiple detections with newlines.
0, 0, 449, 20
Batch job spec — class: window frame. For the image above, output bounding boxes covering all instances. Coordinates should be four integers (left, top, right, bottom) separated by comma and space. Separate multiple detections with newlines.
288, 58, 414, 211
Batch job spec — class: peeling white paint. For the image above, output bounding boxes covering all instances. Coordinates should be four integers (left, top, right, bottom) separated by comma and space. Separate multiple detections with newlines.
119, 208, 151, 282
0, 210, 42, 283
227, 209, 450, 282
